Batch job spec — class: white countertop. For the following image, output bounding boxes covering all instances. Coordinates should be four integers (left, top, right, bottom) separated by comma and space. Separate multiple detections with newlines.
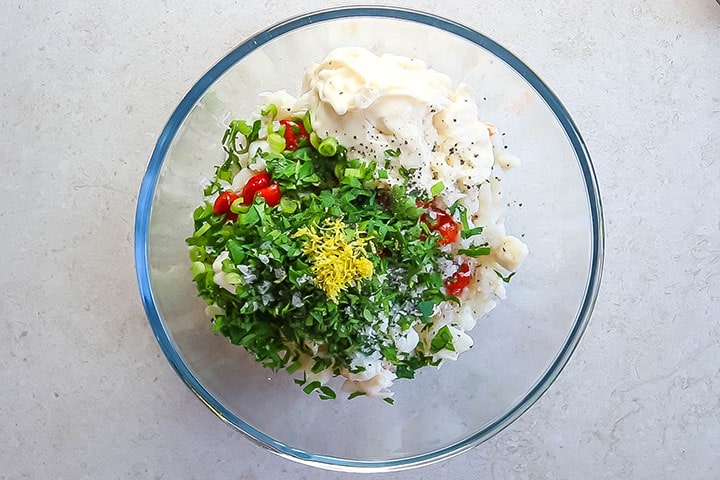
2, 1, 719, 478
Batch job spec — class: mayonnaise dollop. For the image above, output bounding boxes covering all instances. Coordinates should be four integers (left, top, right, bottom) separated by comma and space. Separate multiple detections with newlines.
300, 47, 495, 206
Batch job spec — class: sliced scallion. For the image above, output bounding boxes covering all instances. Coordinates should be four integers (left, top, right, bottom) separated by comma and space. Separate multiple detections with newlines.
190, 261, 206, 277
268, 132, 286, 153
318, 137, 338, 157
260, 104, 278, 119
430, 181, 445, 196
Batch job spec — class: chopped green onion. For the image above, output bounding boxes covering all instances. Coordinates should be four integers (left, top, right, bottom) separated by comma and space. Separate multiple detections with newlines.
343, 168, 362, 178
260, 104, 278, 119
448, 199, 462, 215
189, 261, 206, 277
303, 381, 321, 395
309, 131, 321, 149
377, 169, 388, 179
383, 397, 395, 405
430, 181, 445, 196
229, 119, 252, 136
458, 245, 492, 257
189, 246, 204, 262
286, 361, 301, 374
193, 203, 213, 221
456, 203, 484, 239
303, 110, 313, 134
333, 159, 347, 180
348, 391, 366, 400
224, 272, 242, 285
280, 197, 299, 214
495, 270, 517, 283
318, 137, 338, 157
268, 132, 286, 152
384, 148, 401, 158
193, 222, 211, 237
462, 226, 484, 239
229, 198, 250, 214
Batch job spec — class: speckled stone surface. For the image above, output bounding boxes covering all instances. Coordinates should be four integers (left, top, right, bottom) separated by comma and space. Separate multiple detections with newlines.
1, 1, 718, 478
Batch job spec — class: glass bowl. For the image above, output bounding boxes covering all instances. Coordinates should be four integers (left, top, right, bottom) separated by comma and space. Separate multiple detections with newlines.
134, 6, 603, 472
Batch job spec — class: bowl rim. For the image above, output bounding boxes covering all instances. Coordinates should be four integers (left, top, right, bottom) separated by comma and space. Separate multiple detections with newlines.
134, 5, 604, 472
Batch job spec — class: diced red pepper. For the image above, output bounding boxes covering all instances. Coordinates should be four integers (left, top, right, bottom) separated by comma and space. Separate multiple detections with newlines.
279, 119, 309, 151
242, 172, 271, 205
213, 190, 239, 221
256, 183, 281, 207
445, 263, 472, 297
435, 212, 459, 245
420, 203, 459, 246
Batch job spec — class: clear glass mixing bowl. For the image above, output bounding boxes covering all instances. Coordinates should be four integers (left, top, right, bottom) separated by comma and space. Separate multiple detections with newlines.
135, 6, 603, 472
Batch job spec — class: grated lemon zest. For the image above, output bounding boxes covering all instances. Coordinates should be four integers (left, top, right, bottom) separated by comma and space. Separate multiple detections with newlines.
294, 218, 374, 301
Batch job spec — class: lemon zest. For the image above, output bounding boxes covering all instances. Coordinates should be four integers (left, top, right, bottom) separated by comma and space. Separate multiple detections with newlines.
294, 218, 373, 301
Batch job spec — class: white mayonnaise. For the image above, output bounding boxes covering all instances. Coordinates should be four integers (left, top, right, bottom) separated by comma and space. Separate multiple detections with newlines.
300, 47, 495, 208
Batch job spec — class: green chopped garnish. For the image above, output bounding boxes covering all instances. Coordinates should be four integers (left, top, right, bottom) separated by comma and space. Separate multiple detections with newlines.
185, 104, 518, 403
458, 245, 492, 257
495, 270, 516, 283
189, 261, 206, 277
260, 103, 278, 119
462, 226, 484, 238
267, 132, 286, 152
417, 301, 436, 320
302, 110, 313, 134
317, 136, 338, 156
430, 325, 455, 354
430, 181, 445, 196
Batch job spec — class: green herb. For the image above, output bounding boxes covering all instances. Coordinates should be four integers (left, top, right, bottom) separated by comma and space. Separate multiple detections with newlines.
462, 226, 484, 238
267, 132, 285, 152
302, 110, 314, 134
458, 245, 492, 257
260, 104, 278, 119
495, 270, 516, 283
430, 325, 455, 354
417, 301, 436, 320
318, 137, 338, 157
430, 181, 445, 196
